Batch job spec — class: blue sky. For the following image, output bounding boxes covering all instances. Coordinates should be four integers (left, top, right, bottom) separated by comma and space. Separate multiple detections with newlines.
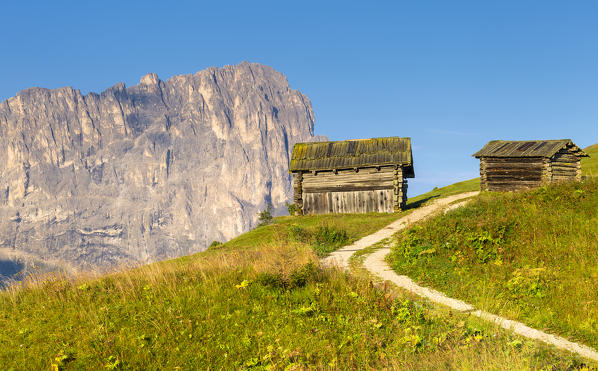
2, 1, 597, 196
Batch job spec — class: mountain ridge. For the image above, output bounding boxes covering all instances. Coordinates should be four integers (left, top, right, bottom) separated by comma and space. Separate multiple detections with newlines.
0, 61, 317, 273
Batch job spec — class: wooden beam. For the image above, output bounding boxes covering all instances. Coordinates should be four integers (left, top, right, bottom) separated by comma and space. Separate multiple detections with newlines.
294, 172, 303, 215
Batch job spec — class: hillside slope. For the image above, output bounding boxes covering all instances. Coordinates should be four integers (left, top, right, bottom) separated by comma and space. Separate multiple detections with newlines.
582, 143, 598, 177
389, 177, 598, 349
0, 214, 588, 369
0, 62, 316, 273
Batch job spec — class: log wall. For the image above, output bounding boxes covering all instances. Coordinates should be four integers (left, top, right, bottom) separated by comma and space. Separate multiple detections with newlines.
479, 151, 582, 192
551, 149, 582, 182
480, 157, 545, 191
293, 166, 407, 214
301, 167, 394, 193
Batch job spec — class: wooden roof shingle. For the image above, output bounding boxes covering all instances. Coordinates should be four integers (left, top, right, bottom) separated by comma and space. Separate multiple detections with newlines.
473, 139, 588, 158
289, 137, 414, 177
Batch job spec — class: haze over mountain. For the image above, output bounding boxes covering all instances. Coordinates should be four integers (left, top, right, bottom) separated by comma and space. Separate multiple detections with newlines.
0, 62, 320, 275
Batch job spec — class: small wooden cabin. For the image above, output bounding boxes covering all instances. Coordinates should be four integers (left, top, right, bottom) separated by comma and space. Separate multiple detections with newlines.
289, 137, 414, 215
473, 139, 588, 191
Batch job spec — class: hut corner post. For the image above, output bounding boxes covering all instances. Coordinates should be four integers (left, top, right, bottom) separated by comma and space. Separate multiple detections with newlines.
480, 158, 488, 191
393, 167, 406, 212
293, 172, 303, 215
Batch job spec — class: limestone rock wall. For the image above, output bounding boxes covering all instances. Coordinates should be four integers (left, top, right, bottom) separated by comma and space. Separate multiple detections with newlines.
0, 62, 316, 272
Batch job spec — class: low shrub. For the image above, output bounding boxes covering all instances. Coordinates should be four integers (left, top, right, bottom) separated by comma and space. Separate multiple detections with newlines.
255, 262, 322, 290
286, 201, 300, 216
208, 241, 222, 249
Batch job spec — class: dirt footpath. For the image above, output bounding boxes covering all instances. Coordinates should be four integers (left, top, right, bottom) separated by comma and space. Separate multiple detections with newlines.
322, 191, 598, 363
322, 192, 479, 269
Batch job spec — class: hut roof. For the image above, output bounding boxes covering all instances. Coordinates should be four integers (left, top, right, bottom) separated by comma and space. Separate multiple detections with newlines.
473, 139, 588, 158
289, 137, 414, 177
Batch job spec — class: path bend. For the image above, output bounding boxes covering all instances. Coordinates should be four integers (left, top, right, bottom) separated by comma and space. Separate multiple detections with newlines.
322, 191, 479, 269
322, 191, 598, 363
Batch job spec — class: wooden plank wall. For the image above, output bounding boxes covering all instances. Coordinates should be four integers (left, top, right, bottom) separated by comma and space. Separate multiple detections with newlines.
303, 189, 394, 214
293, 166, 406, 214
481, 157, 545, 191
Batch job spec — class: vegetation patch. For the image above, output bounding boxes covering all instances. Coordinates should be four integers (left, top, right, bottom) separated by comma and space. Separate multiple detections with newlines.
582, 143, 598, 178
287, 224, 349, 256
0, 245, 587, 369
388, 179, 598, 349
209, 212, 404, 257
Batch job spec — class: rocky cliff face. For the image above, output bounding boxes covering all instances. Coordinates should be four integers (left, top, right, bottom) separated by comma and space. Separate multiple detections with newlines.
0, 62, 317, 273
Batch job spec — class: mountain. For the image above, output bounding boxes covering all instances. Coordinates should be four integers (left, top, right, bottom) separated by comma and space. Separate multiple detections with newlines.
0, 62, 318, 274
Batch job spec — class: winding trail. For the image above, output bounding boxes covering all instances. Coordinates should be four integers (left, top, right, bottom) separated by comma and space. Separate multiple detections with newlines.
323, 192, 598, 363
322, 192, 480, 268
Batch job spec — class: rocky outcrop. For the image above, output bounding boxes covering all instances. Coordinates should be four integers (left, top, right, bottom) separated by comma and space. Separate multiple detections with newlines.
0, 62, 317, 272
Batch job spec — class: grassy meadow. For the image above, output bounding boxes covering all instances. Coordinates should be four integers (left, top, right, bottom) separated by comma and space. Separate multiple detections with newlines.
406, 178, 480, 208
0, 243, 588, 369
388, 179, 598, 351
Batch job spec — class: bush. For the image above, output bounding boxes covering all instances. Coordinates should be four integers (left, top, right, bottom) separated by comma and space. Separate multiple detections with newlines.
255, 263, 321, 290
209, 241, 223, 249
286, 201, 300, 215
288, 224, 310, 242
255, 272, 285, 289
288, 262, 320, 288
314, 225, 349, 246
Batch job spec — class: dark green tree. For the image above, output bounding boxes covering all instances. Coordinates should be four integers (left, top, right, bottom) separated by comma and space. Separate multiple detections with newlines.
257, 203, 273, 227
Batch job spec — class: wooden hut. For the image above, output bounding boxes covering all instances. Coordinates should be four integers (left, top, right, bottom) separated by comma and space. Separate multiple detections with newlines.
289, 137, 414, 215
473, 139, 588, 191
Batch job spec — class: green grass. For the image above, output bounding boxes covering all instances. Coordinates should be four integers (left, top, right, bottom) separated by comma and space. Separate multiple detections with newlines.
407, 178, 480, 208
582, 143, 598, 177
210, 212, 405, 257
0, 245, 588, 369
388, 179, 598, 351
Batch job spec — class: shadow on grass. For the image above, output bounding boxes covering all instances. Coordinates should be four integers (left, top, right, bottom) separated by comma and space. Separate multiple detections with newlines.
405, 195, 439, 210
